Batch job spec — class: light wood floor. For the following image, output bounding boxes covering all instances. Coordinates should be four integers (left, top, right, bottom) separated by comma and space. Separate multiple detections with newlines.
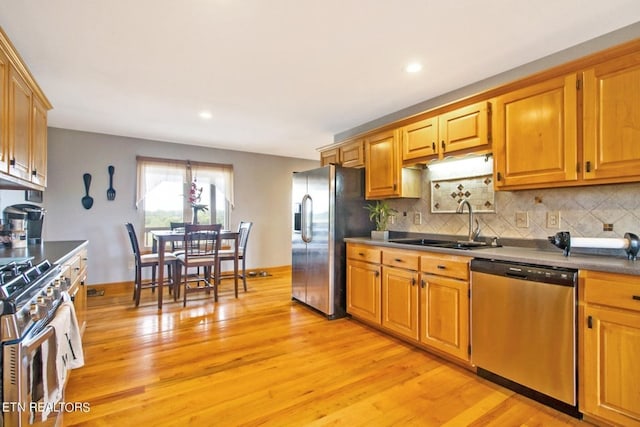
64, 268, 587, 426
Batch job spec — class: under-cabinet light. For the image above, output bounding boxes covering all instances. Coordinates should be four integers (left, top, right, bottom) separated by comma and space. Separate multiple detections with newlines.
426, 154, 493, 180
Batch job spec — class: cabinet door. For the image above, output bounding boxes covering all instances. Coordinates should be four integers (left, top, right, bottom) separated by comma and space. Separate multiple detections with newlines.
582, 306, 640, 426
381, 266, 419, 341
0, 49, 8, 173
7, 67, 32, 181
583, 52, 640, 182
340, 139, 365, 168
494, 74, 578, 189
320, 148, 338, 166
346, 259, 381, 325
402, 116, 438, 161
365, 129, 400, 198
420, 274, 469, 361
439, 101, 490, 154
31, 96, 47, 187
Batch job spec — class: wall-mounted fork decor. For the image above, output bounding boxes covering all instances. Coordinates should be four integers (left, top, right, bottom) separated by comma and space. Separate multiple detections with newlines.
107, 165, 116, 200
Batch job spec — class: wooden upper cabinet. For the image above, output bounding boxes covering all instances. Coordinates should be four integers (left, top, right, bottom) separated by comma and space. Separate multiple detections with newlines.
494, 74, 578, 189
402, 116, 438, 160
583, 51, 640, 182
7, 67, 32, 182
31, 96, 48, 187
401, 101, 491, 163
339, 139, 365, 168
320, 148, 338, 166
366, 129, 421, 199
319, 139, 365, 168
0, 49, 8, 173
365, 129, 400, 198
439, 101, 491, 155
0, 28, 51, 189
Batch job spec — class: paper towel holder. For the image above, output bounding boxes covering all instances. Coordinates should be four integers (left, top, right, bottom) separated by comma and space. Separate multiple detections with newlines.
548, 231, 640, 260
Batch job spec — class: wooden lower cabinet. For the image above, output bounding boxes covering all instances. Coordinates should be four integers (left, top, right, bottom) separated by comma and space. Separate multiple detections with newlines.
347, 242, 471, 365
420, 274, 469, 362
62, 245, 88, 335
580, 270, 640, 426
346, 258, 381, 325
382, 265, 419, 341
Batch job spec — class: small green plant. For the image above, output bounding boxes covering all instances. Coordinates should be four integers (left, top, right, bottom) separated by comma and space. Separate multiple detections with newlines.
364, 200, 397, 231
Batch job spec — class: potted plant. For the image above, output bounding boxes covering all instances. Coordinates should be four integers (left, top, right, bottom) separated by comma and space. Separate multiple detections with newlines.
364, 200, 397, 240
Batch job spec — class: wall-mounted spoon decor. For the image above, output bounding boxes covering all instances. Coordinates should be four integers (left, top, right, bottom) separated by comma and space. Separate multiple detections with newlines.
107, 165, 116, 200
82, 173, 94, 209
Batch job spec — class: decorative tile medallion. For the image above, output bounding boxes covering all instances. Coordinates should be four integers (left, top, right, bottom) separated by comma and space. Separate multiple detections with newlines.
431, 174, 495, 213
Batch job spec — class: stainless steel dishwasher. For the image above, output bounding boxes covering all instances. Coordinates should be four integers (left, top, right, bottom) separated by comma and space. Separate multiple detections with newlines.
470, 259, 580, 417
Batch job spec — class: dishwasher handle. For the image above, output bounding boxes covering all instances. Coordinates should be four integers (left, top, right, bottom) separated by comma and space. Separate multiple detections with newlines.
506, 271, 528, 280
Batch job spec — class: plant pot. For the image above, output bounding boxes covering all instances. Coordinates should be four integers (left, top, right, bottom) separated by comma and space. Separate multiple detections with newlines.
371, 230, 389, 240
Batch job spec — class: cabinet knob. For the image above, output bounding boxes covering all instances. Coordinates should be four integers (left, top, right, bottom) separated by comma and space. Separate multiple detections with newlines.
431, 142, 436, 151
497, 172, 502, 181
9, 158, 15, 167
585, 161, 592, 173
441, 140, 445, 150
437, 265, 446, 270
31, 169, 37, 177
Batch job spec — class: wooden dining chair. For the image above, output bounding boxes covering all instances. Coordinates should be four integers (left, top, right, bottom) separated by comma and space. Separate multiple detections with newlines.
175, 223, 222, 307
219, 221, 253, 292
125, 223, 177, 307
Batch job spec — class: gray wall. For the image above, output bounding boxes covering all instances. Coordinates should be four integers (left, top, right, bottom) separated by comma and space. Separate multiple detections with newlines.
0, 128, 318, 285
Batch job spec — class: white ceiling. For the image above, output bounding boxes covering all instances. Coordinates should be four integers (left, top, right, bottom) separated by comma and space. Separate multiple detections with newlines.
1, 1, 640, 161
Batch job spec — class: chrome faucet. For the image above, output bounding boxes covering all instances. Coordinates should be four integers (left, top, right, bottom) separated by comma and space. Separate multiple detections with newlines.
456, 199, 480, 242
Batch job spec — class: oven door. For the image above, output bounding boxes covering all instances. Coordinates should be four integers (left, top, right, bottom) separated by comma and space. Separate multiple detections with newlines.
3, 307, 75, 427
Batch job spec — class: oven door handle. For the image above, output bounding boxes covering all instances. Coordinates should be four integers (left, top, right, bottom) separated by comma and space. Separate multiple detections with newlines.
23, 326, 55, 354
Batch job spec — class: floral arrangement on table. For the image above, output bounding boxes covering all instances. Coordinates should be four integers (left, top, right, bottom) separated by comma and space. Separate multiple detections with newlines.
188, 179, 208, 223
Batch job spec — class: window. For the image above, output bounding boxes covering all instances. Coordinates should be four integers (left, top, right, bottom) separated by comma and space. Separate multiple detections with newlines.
136, 156, 234, 247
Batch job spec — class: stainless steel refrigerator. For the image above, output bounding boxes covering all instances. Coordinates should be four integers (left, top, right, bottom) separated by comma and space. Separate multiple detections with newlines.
292, 164, 372, 319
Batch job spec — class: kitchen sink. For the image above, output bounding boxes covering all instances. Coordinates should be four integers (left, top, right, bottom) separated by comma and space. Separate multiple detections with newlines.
388, 238, 500, 250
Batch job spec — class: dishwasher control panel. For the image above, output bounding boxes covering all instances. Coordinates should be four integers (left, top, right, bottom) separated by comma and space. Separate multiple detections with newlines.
470, 259, 577, 287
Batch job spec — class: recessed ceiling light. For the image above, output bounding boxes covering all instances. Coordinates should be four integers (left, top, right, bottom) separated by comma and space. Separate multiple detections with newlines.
199, 110, 213, 120
405, 62, 423, 73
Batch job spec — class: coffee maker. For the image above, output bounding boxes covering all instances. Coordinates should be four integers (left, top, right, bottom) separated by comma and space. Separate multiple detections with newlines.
3, 204, 46, 245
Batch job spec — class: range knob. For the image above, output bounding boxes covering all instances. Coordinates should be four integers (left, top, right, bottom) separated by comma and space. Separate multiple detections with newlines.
29, 303, 41, 321
45, 287, 55, 298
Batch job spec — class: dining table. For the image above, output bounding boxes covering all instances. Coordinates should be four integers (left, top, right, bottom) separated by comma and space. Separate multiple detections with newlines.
151, 228, 239, 309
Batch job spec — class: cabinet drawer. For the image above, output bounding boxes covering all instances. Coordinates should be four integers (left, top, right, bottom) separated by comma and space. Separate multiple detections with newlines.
420, 253, 470, 280
382, 249, 419, 271
347, 244, 381, 264
583, 270, 640, 312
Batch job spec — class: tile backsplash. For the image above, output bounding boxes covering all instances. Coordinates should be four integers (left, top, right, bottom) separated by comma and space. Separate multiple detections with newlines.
388, 169, 640, 241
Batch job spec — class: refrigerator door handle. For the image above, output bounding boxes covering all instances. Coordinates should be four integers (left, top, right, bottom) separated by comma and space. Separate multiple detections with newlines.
301, 194, 313, 243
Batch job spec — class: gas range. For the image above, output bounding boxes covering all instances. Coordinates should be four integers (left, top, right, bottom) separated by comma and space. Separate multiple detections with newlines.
0, 258, 76, 426
0, 259, 67, 342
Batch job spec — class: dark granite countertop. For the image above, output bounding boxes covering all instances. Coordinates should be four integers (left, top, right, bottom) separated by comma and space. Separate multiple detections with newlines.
345, 233, 640, 276
0, 240, 88, 266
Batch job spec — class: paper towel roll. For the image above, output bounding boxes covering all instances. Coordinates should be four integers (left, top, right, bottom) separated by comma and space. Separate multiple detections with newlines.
570, 237, 629, 249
